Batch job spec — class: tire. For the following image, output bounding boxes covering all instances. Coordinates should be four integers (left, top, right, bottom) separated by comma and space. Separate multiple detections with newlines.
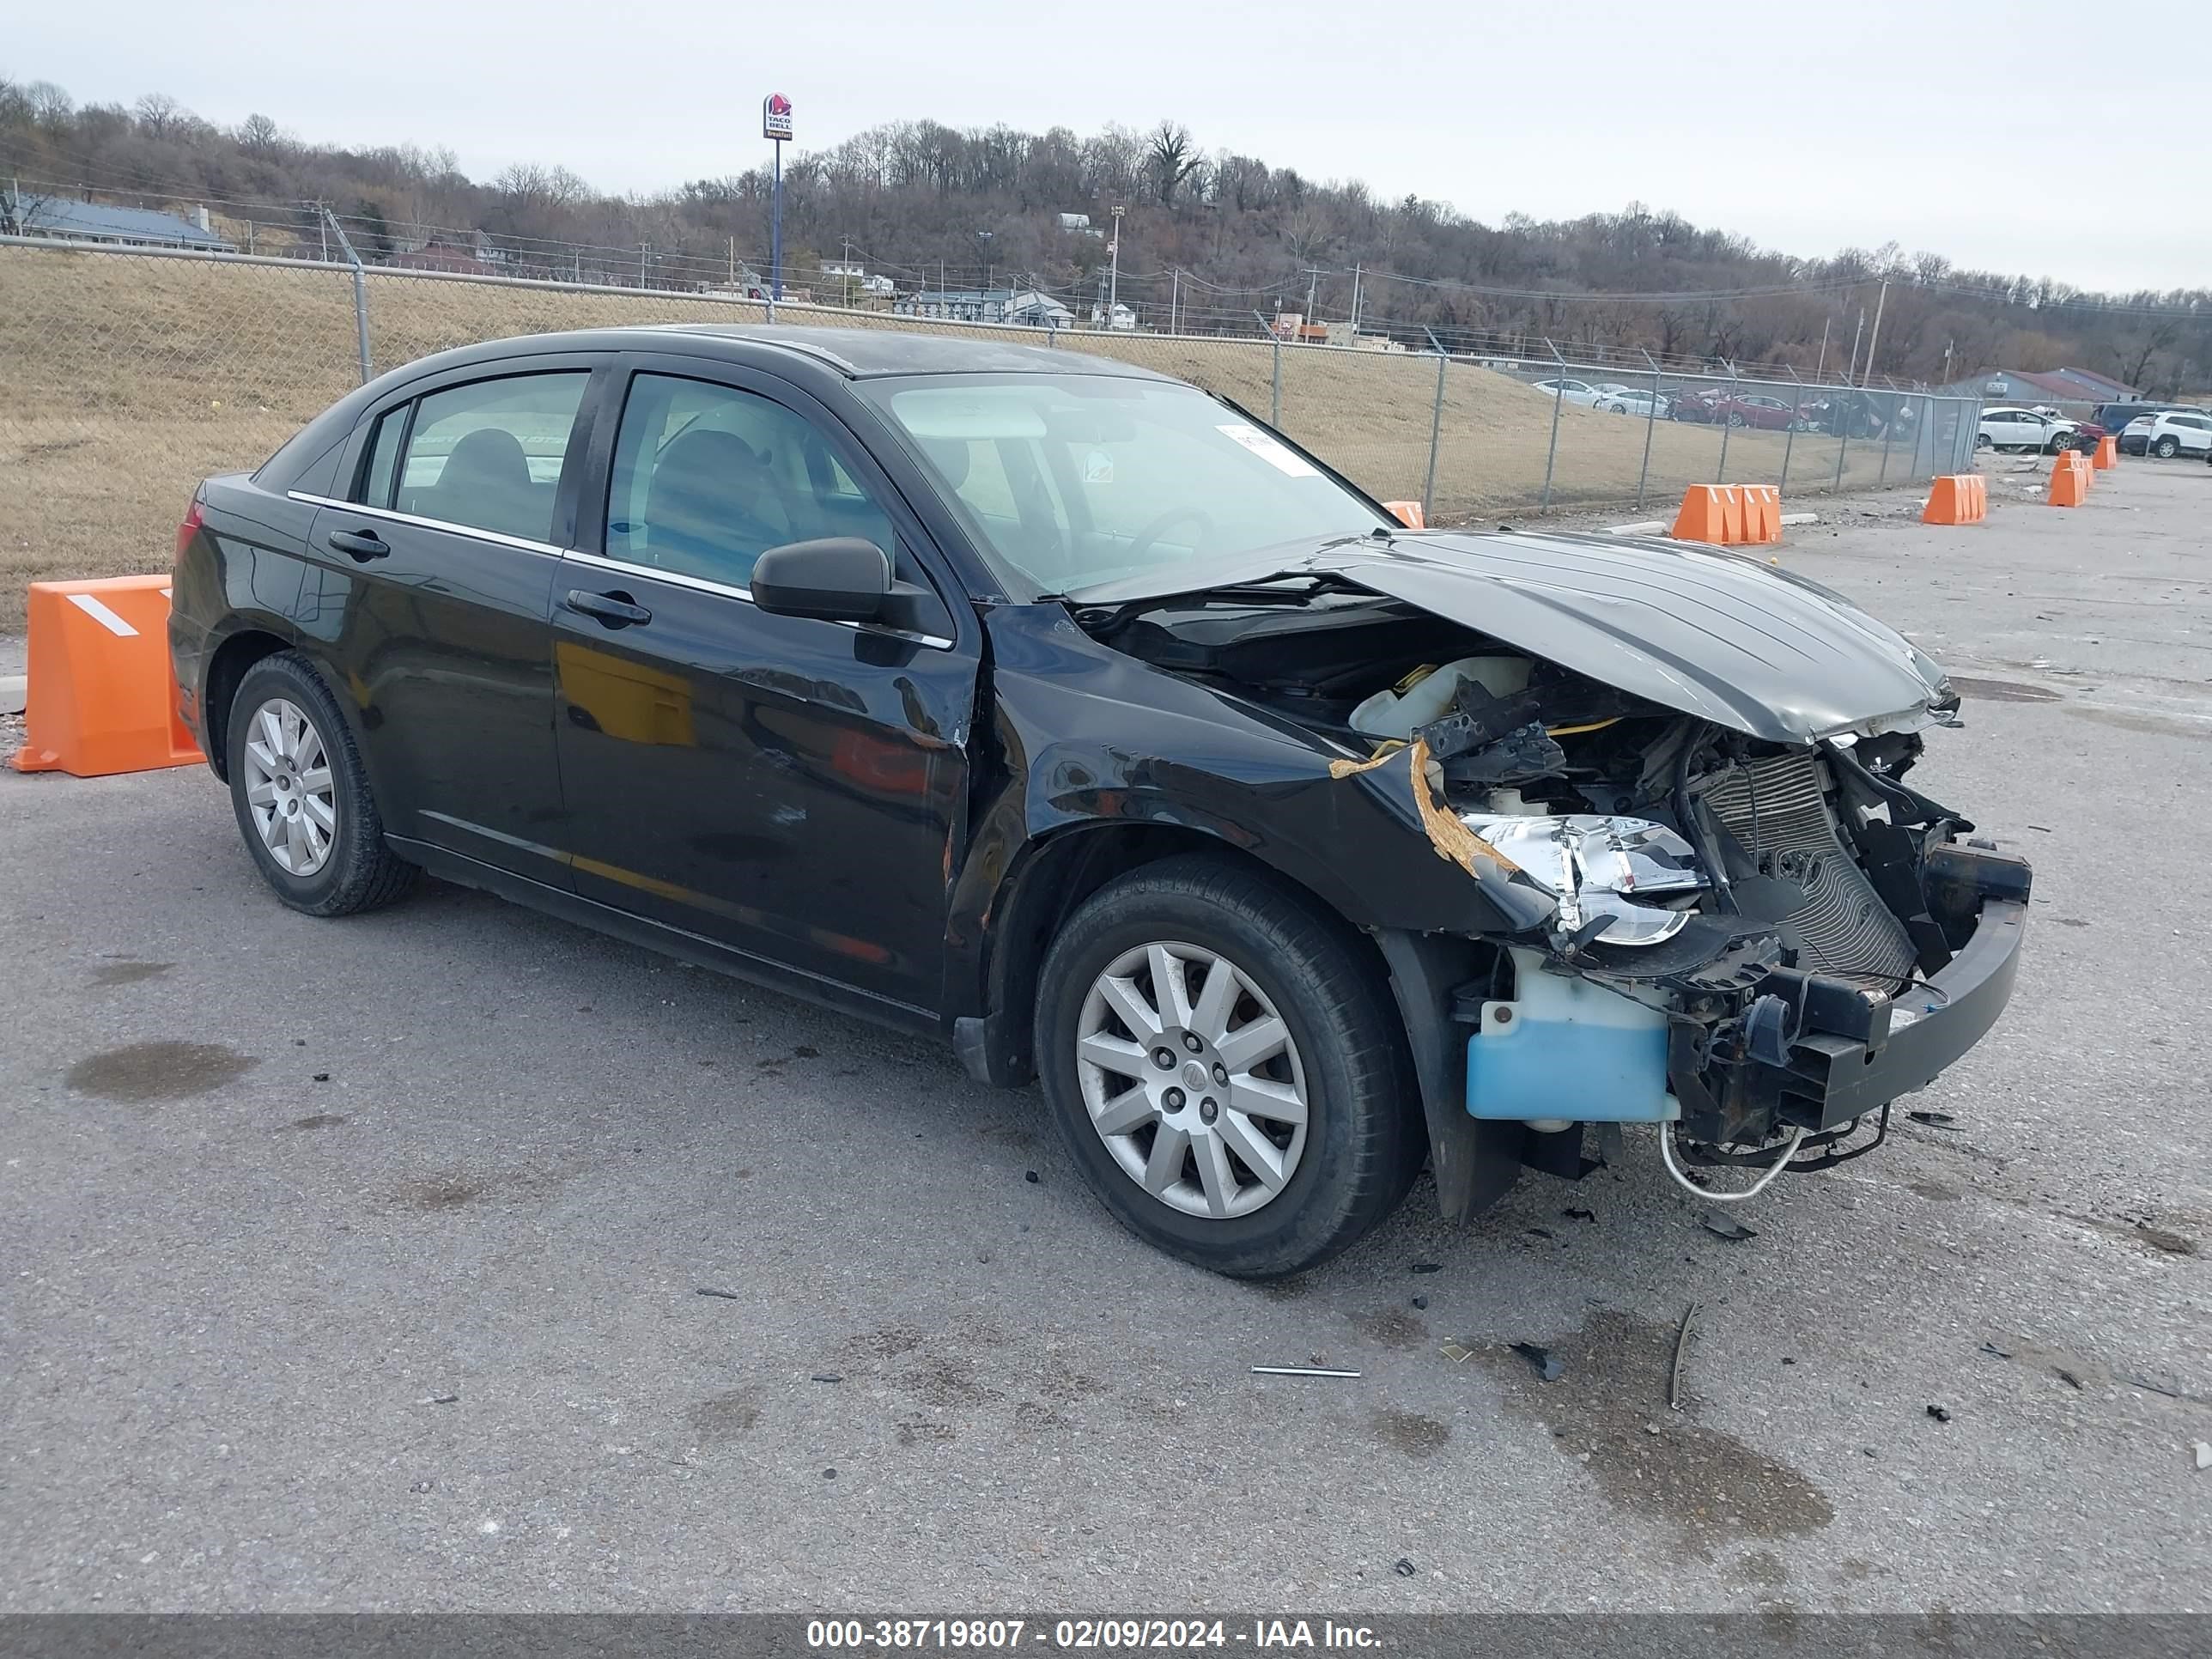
1974, 433, 1992, 451
1726, 412, 1747, 428
2154, 436, 2180, 459
1034, 855, 1423, 1279
225, 651, 417, 917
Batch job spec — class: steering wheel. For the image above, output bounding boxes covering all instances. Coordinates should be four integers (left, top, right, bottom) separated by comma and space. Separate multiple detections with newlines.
1126, 506, 1216, 565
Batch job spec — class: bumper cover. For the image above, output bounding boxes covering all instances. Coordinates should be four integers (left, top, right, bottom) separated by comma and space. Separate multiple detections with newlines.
1674, 845, 2028, 1137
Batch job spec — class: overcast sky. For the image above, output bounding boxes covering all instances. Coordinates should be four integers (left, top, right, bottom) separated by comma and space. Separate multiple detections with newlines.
11, 1, 2207, 291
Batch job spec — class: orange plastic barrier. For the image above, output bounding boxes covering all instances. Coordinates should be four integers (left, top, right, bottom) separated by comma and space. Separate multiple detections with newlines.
9, 575, 204, 778
1922, 475, 1987, 525
1382, 501, 1425, 530
1672, 484, 1782, 545
2046, 453, 2088, 508
2093, 435, 2118, 470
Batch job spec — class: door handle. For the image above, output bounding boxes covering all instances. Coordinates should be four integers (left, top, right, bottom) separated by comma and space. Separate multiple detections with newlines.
326, 527, 390, 561
563, 588, 652, 629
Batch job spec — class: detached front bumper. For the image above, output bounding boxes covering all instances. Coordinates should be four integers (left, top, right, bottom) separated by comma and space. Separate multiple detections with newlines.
1671, 843, 2030, 1140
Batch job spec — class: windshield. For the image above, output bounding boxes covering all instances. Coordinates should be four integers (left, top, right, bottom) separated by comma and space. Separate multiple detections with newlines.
855, 373, 1390, 597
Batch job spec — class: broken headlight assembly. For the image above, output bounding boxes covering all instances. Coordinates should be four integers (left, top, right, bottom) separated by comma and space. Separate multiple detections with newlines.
1458, 813, 1707, 946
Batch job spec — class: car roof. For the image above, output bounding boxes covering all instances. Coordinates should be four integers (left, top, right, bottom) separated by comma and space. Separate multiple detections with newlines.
453, 323, 1174, 381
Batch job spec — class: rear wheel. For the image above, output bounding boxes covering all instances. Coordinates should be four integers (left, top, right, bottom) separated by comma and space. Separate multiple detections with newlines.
1974, 433, 1992, 451
1035, 856, 1423, 1279
2154, 435, 2180, 459
226, 652, 416, 917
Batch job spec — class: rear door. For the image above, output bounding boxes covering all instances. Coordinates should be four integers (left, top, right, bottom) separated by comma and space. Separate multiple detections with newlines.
299, 353, 606, 885
550, 355, 978, 1016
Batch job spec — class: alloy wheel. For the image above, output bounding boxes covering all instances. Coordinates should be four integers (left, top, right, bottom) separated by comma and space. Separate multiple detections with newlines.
1073, 940, 1310, 1220
241, 697, 337, 876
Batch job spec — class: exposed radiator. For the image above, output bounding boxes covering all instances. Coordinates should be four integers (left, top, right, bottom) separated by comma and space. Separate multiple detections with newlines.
1697, 751, 1918, 987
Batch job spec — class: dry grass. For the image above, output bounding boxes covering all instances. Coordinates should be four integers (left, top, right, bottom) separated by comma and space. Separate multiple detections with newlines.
1, 245, 1917, 629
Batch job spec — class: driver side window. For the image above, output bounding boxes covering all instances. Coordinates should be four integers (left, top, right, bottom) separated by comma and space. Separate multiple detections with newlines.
605, 374, 897, 590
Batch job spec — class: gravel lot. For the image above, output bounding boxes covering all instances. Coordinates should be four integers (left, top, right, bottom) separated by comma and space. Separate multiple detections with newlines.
3, 459, 2208, 1614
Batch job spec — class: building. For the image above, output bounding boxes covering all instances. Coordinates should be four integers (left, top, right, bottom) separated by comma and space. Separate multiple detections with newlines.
820, 261, 896, 298
1004, 289, 1075, 329
3, 193, 233, 251
1945, 366, 2140, 410
1058, 213, 1103, 238
897, 287, 1019, 323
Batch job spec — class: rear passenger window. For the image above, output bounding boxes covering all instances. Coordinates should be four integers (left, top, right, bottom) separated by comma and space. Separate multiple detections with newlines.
605, 374, 898, 590
359, 407, 407, 509
394, 372, 588, 543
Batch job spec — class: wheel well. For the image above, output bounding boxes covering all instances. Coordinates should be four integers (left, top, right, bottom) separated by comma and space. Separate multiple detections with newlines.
975, 823, 1391, 1087
201, 629, 289, 781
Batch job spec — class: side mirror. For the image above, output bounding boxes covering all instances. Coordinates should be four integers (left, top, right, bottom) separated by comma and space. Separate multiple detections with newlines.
750, 538, 890, 623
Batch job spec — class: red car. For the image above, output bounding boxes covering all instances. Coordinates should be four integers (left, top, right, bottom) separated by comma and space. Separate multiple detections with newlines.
1672, 389, 1799, 429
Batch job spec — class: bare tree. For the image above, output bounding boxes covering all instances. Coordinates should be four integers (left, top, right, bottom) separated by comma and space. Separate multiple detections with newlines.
237, 112, 287, 155
132, 91, 193, 139
1145, 121, 1203, 207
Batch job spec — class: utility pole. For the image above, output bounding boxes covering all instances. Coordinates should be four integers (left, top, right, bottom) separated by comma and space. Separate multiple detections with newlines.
639, 242, 649, 289
1861, 276, 1891, 386
843, 236, 853, 307
1846, 307, 1866, 386
1351, 264, 1363, 334
1107, 204, 1125, 326
1170, 268, 1179, 335
1304, 265, 1319, 325
728, 236, 736, 287
1812, 316, 1830, 382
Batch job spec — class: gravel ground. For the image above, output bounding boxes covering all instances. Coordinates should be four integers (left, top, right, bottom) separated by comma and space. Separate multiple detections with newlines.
2, 459, 2208, 1613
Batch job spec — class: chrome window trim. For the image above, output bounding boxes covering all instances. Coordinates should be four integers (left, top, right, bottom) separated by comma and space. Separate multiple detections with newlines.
288, 494, 955, 651
286, 491, 563, 558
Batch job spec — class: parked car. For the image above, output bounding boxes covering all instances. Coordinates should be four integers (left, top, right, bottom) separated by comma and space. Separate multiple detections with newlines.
1599, 387, 1672, 418
1530, 376, 1604, 407
1977, 405, 2083, 453
2107, 403, 2209, 454
2125, 410, 2212, 459
169, 325, 2029, 1279
1671, 388, 1794, 429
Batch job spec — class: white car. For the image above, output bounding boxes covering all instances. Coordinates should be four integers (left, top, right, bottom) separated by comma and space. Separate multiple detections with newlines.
1598, 387, 1673, 418
1530, 377, 1603, 407
1977, 405, 2081, 454
2124, 410, 2212, 459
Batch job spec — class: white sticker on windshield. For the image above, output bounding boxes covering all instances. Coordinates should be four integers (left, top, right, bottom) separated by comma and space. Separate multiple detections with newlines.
1084, 448, 1115, 484
1216, 422, 1320, 477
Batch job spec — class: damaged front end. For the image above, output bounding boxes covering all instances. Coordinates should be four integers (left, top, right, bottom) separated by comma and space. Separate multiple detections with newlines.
1081, 554, 2029, 1213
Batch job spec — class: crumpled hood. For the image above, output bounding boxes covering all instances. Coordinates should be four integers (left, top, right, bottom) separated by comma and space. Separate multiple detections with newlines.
1316, 530, 1952, 744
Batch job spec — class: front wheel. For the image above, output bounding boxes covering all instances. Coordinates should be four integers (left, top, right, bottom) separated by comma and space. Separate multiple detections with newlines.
2154, 435, 2180, 459
226, 651, 417, 916
1726, 412, 1747, 428
1035, 856, 1424, 1279
1975, 433, 1992, 450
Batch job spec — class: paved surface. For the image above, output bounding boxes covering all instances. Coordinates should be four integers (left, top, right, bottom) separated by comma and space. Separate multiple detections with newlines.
3, 460, 2209, 1613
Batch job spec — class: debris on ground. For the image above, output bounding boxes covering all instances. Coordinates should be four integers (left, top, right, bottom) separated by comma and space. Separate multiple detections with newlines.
1509, 1341, 1564, 1382
1410, 1261, 1443, 1274
695, 1287, 741, 1300
1411, 1296, 1428, 1310
1906, 1110, 1960, 1129
417, 1394, 459, 1407
1563, 1207, 1596, 1222
2056, 1368, 2082, 1390
1979, 1341, 2016, 1360
1251, 1365, 1361, 1378
312, 1072, 331, 1083
2195, 1443, 2211, 1471
1668, 1302, 1698, 1412
1394, 1559, 1417, 1577
1702, 1213, 1757, 1242
1526, 1226, 1555, 1240
811, 1373, 842, 1383
1927, 1404, 1953, 1423
1024, 1170, 1040, 1183
1439, 1342, 1474, 1364
2134, 1223, 2197, 1256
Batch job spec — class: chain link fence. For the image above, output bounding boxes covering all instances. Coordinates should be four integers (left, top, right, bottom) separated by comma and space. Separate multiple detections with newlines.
1, 235, 1984, 623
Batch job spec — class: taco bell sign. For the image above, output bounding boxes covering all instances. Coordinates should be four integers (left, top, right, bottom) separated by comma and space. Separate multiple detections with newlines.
763, 93, 793, 142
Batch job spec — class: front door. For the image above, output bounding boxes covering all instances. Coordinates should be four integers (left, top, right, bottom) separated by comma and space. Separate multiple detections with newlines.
300, 356, 604, 886
550, 358, 977, 1017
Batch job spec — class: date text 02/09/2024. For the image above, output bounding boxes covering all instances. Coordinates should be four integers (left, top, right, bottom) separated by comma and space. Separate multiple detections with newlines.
805, 1619, 1384, 1650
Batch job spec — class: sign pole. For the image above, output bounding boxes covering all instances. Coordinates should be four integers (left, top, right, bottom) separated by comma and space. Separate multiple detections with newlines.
762, 93, 794, 308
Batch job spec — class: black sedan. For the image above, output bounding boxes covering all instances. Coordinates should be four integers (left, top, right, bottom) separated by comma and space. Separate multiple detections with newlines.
170, 325, 2028, 1277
